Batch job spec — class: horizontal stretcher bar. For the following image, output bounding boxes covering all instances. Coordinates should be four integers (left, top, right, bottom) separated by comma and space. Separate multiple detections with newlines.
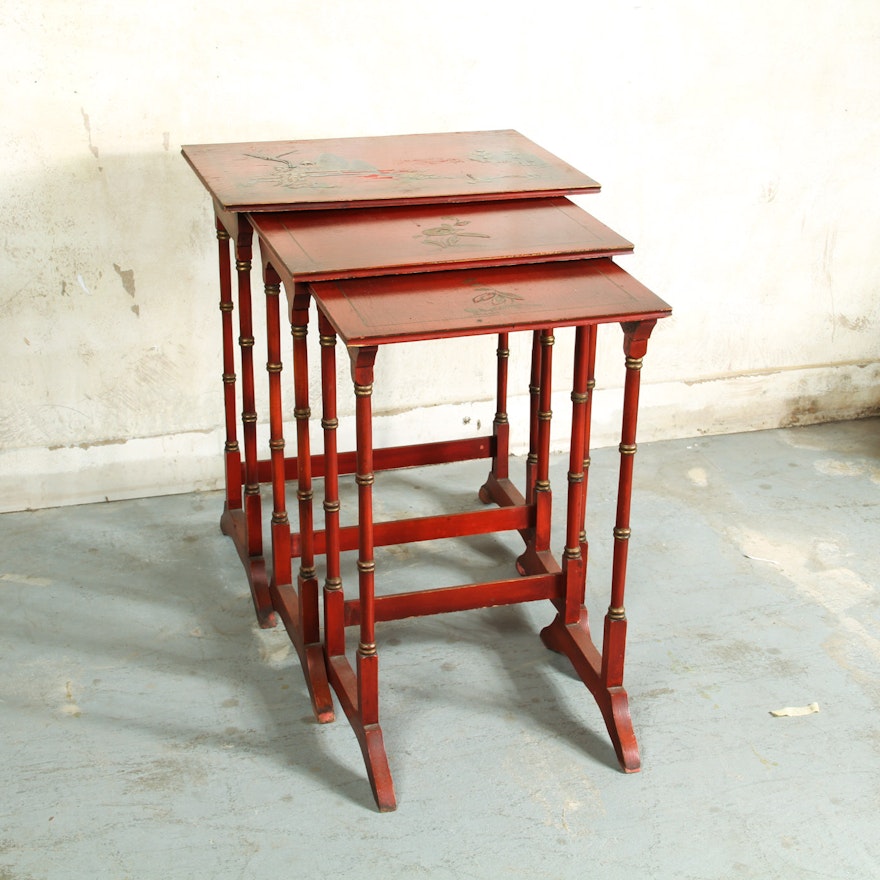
291, 503, 535, 558
247, 435, 494, 483
343, 571, 563, 626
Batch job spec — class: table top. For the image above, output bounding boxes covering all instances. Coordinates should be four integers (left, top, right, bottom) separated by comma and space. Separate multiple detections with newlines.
181, 130, 600, 212
251, 198, 633, 283
310, 259, 672, 347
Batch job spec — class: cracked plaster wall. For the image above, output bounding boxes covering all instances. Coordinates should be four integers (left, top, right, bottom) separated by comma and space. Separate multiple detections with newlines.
1, 1, 879, 511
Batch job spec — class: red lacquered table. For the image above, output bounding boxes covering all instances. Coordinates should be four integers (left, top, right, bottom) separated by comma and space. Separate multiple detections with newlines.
181, 130, 601, 637
300, 259, 671, 810
249, 198, 633, 725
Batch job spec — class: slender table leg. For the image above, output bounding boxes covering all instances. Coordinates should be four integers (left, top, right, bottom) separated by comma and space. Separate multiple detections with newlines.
541, 319, 656, 773
215, 218, 242, 518
217, 216, 273, 624
517, 329, 557, 576
579, 325, 598, 551
323, 343, 396, 812
319, 313, 345, 660
269, 283, 335, 722
560, 325, 591, 625
602, 320, 657, 691
524, 329, 543, 505
478, 333, 517, 506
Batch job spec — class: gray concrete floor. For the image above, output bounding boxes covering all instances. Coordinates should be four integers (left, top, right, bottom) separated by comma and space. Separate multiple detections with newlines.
1, 418, 879, 879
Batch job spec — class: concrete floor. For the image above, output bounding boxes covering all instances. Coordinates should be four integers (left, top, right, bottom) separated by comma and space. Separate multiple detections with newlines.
1, 418, 879, 879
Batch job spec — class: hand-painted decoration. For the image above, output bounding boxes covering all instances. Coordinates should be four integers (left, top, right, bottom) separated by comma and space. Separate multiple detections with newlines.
416, 218, 492, 248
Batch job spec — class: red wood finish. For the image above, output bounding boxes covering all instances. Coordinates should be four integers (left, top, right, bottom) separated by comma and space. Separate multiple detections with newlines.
250, 198, 632, 282
189, 133, 608, 648
182, 130, 600, 213
311, 259, 671, 346
185, 132, 671, 810
309, 261, 670, 810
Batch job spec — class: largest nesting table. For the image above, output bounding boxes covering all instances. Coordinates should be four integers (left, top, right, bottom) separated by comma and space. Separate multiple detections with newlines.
181, 131, 670, 810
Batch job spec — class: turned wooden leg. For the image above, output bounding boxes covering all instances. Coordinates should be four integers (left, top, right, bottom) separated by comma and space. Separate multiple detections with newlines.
479, 332, 512, 504
234, 223, 263, 561
579, 325, 598, 551
524, 329, 542, 506
215, 217, 242, 516
216, 217, 274, 625
285, 283, 334, 723
541, 319, 657, 774
560, 324, 592, 625
319, 312, 345, 660
517, 328, 555, 575
350, 344, 396, 812
602, 320, 657, 691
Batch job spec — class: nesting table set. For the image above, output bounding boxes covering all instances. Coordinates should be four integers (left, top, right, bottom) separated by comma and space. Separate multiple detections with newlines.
182, 130, 671, 811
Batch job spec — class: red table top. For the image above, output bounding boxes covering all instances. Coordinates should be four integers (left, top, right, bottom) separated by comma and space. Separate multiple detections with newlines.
181, 130, 599, 212
310, 259, 672, 347
251, 198, 633, 282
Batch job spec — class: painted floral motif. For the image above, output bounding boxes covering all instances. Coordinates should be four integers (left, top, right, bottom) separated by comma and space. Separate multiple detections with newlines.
246, 151, 445, 190
468, 149, 546, 166
465, 285, 525, 316
416, 218, 491, 248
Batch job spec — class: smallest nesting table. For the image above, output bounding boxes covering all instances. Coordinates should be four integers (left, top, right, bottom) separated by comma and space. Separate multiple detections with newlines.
306, 259, 671, 811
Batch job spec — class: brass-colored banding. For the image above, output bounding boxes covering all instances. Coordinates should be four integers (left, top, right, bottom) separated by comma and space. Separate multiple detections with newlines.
219, 301, 234, 312
299, 565, 316, 580
583, 456, 591, 469
625, 356, 643, 371
541, 333, 556, 346
529, 384, 540, 396
296, 488, 313, 503
265, 283, 281, 297
355, 474, 375, 487
216, 229, 231, 241
496, 348, 510, 359
320, 334, 337, 347
269, 438, 285, 451
323, 499, 340, 513
245, 483, 260, 496
358, 642, 377, 657
613, 526, 632, 541
294, 407, 311, 420
266, 362, 283, 373
535, 480, 551, 492
538, 409, 552, 422
526, 452, 538, 465
321, 418, 339, 430
619, 443, 638, 455
271, 512, 289, 525
357, 560, 376, 573
564, 547, 581, 560
239, 335, 255, 348
568, 471, 584, 484
324, 577, 342, 591
608, 606, 626, 621
222, 372, 236, 384
587, 378, 596, 390
354, 383, 373, 398
494, 413, 509, 425
235, 259, 252, 272
571, 391, 589, 404
241, 412, 258, 424
224, 441, 240, 453
291, 325, 307, 340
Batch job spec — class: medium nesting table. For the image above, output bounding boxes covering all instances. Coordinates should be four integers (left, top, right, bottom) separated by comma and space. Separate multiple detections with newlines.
248, 198, 634, 727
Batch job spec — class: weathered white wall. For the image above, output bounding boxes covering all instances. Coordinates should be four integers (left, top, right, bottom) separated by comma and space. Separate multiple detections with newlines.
2, 1, 879, 512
